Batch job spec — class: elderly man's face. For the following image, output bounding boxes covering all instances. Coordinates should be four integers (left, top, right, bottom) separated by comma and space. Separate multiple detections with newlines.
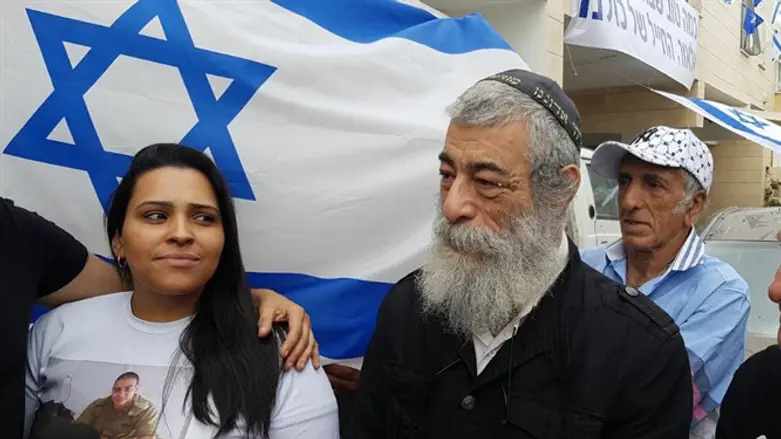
423, 121, 577, 336
617, 157, 703, 251
438, 121, 533, 233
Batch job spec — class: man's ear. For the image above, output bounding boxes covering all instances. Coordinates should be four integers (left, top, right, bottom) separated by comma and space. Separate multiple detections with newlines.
560, 164, 581, 202
684, 191, 707, 227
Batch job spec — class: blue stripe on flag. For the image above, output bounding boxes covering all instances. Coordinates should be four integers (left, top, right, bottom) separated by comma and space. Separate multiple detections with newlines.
31, 305, 49, 322
272, 0, 512, 53
688, 98, 781, 148
31, 266, 393, 359
249, 272, 392, 359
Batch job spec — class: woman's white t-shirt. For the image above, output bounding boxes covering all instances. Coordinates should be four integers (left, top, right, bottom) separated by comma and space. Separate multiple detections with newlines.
24, 292, 339, 439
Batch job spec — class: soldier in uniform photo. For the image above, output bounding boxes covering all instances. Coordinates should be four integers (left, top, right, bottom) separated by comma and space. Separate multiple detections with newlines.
75, 372, 156, 439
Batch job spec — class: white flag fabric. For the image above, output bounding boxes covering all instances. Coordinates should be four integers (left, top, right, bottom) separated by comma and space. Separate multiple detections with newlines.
0, 0, 527, 359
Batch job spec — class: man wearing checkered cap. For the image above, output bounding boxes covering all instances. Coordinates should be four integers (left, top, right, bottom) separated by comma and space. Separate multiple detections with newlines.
581, 126, 750, 435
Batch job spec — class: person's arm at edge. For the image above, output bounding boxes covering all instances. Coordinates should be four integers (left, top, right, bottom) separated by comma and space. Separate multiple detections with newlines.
24, 311, 59, 438
607, 332, 693, 438
715, 348, 768, 439
39, 254, 121, 308
254, 288, 320, 371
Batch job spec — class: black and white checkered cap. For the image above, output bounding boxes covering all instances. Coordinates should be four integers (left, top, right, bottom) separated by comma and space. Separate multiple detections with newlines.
590, 126, 714, 191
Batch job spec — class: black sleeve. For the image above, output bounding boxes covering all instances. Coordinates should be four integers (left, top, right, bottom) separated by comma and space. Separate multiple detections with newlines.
4, 198, 89, 297
346, 284, 398, 439
716, 347, 774, 439
607, 333, 693, 439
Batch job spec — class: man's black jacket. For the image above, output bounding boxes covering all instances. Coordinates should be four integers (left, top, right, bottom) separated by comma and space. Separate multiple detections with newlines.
348, 241, 693, 439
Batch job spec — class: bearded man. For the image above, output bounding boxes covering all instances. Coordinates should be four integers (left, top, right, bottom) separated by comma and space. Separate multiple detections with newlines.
347, 70, 693, 439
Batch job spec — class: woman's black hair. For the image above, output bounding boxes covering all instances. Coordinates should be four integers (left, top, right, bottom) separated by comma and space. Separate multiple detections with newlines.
105, 143, 281, 437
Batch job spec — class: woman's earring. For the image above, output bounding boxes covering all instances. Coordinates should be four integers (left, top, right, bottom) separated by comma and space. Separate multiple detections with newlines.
117, 258, 127, 270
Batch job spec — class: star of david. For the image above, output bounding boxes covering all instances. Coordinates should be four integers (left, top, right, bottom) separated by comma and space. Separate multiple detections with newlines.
731, 108, 770, 130
3, 0, 276, 208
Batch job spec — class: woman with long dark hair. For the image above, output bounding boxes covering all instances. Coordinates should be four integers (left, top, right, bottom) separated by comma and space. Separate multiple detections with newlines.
24, 144, 338, 439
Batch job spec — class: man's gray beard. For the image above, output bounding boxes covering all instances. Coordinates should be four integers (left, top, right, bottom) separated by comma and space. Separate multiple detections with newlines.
417, 206, 567, 338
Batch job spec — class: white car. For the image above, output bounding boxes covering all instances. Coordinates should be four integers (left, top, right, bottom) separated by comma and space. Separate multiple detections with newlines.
568, 148, 622, 249
699, 206, 781, 359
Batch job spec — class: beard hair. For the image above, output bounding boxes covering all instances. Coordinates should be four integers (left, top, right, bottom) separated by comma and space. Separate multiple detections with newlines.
417, 204, 567, 338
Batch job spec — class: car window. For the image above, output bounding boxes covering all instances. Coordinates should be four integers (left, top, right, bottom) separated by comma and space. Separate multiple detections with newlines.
704, 241, 781, 338
586, 163, 619, 220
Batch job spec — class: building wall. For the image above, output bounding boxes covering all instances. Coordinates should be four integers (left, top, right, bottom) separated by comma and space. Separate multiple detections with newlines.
547, 0, 565, 84
570, 85, 703, 141
690, 0, 776, 108
705, 140, 772, 219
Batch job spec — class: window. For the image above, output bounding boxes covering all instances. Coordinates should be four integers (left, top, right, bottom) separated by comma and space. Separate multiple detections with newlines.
586, 163, 620, 220
741, 0, 763, 56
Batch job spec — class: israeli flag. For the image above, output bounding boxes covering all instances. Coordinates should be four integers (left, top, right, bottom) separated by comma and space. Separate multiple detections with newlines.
744, 7, 764, 34
0, 0, 527, 360
654, 89, 781, 155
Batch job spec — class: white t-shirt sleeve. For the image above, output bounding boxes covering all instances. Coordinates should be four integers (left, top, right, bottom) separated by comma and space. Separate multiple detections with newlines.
24, 311, 61, 438
268, 364, 339, 439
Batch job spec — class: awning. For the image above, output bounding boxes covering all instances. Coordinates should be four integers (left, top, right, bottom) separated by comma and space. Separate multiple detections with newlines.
654, 89, 781, 155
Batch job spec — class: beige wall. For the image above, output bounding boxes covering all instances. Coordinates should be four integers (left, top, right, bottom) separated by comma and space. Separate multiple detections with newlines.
570, 86, 703, 140
477, 1, 565, 84
547, 0, 565, 84
705, 141, 771, 219
691, 0, 776, 108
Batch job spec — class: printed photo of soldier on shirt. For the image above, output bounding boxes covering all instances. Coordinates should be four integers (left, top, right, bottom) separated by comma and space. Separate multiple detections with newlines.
75, 371, 157, 439
25, 357, 191, 439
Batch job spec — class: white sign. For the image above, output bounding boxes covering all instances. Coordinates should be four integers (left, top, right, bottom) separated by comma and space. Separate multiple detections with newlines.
565, 0, 699, 88
0, 0, 526, 359
655, 89, 781, 154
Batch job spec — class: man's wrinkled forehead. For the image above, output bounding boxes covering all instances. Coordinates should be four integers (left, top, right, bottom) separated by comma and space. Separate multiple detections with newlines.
441, 122, 529, 172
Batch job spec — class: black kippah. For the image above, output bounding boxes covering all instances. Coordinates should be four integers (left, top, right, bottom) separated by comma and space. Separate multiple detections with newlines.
480, 69, 582, 148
